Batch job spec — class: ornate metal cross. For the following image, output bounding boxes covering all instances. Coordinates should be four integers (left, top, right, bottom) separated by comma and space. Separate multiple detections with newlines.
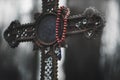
4, 0, 105, 80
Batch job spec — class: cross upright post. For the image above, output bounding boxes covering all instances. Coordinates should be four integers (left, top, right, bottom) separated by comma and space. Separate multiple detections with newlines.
4, 0, 105, 80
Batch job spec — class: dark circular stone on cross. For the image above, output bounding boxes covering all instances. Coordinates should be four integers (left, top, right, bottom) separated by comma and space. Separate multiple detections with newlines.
37, 14, 57, 45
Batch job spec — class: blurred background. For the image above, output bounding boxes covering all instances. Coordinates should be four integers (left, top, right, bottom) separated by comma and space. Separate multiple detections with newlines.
0, 0, 120, 80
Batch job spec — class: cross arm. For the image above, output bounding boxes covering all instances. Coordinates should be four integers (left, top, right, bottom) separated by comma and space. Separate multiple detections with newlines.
4, 21, 36, 48
66, 7, 105, 39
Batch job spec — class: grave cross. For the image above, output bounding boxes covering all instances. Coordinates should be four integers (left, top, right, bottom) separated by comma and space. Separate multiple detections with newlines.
4, 0, 105, 80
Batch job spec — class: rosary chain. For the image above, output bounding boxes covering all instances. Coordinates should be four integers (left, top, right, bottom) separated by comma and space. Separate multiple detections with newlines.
56, 6, 70, 45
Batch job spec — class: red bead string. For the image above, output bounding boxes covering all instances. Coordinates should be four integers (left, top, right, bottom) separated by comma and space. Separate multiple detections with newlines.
56, 6, 70, 45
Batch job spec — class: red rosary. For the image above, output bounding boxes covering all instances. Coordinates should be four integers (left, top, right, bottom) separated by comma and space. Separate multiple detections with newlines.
56, 6, 70, 45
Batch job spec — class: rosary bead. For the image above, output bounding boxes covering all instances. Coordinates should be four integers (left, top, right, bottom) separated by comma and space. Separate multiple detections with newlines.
56, 20, 60, 23
57, 18, 60, 20
64, 24, 67, 26
56, 23, 59, 26
64, 19, 67, 22
58, 13, 61, 15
